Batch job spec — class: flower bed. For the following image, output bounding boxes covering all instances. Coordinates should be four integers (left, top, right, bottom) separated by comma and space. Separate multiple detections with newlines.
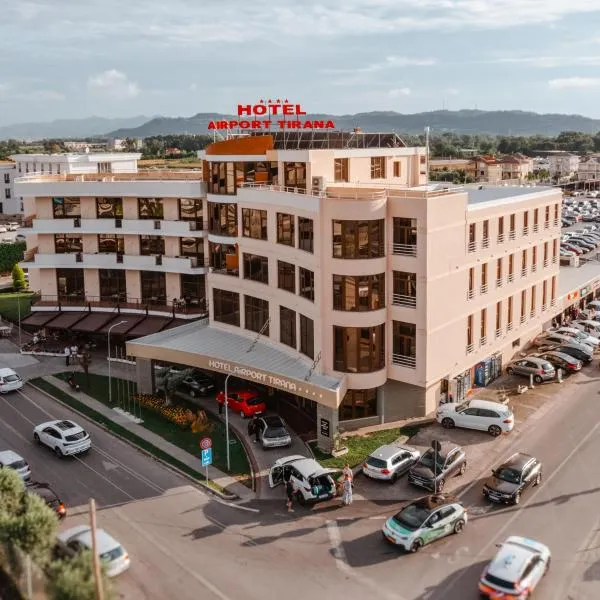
132, 393, 195, 429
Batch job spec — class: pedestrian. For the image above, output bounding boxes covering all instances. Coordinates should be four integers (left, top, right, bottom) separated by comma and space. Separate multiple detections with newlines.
342, 463, 353, 482
286, 479, 295, 513
252, 414, 260, 443
64, 345, 70, 366
340, 475, 353, 507
70, 343, 78, 364
247, 417, 255, 439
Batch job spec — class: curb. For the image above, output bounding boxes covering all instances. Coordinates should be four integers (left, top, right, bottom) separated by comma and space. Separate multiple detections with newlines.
27, 382, 239, 501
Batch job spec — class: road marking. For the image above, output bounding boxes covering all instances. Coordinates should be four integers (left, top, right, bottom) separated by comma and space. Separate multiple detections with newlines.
101, 459, 118, 472
212, 497, 259, 513
368, 515, 387, 520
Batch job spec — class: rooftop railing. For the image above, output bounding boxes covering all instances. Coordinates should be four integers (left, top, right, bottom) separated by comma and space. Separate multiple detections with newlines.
16, 170, 203, 183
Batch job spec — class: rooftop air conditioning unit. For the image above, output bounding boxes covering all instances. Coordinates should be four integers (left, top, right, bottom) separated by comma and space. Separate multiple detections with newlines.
312, 176, 325, 192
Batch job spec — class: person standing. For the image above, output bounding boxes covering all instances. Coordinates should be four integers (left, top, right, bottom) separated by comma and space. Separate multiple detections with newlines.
70, 343, 78, 365
64, 345, 70, 366
341, 475, 353, 507
252, 414, 260, 444
286, 479, 295, 513
342, 464, 353, 482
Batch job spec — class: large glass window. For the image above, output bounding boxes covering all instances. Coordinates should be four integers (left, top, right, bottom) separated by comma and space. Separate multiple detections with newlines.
277, 213, 295, 246
179, 198, 203, 229
96, 198, 123, 218
56, 269, 84, 300
392, 272, 416, 307
243, 253, 269, 284
52, 197, 80, 218
141, 272, 166, 304
299, 314, 314, 359
213, 288, 240, 326
99, 269, 126, 302
334, 158, 349, 182
210, 162, 236, 194
393, 218, 417, 247
140, 236, 165, 256
299, 268, 315, 302
280, 307, 296, 349
242, 208, 267, 240
98, 234, 124, 254
138, 198, 164, 220
298, 217, 314, 253
339, 388, 377, 421
278, 261, 295, 293
284, 162, 306, 190
332, 220, 385, 258
333, 274, 385, 311
180, 237, 204, 260
209, 242, 238, 275
244, 295, 269, 335
370, 157, 386, 179
181, 274, 206, 305
208, 202, 238, 236
333, 325, 385, 373
393, 321, 416, 360
54, 234, 82, 254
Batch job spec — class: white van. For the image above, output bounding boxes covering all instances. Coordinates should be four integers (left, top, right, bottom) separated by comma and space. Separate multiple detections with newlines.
0, 368, 23, 393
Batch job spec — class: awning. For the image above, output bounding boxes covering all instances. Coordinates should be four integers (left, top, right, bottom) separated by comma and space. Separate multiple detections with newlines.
71, 312, 117, 333
97, 315, 145, 335
126, 317, 173, 338
161, 319, 188, 331
127, 321, 346, 408
45, 312, 88, 329
21, 311, 61, 327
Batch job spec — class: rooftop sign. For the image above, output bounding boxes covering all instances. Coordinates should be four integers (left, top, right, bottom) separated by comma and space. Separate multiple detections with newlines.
208, 99, 335, 131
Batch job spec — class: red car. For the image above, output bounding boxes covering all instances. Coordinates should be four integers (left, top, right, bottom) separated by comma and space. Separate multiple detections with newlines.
216, 389, 266, 418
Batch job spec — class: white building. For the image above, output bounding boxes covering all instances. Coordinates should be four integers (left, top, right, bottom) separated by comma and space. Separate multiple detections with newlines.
0, 161, 17, 216
547, 152, 579, 180
577, 154, 600, 181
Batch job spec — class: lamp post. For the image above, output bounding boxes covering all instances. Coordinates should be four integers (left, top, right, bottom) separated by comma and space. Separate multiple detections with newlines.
107, 321, 127, 405
224, 373, 232, 472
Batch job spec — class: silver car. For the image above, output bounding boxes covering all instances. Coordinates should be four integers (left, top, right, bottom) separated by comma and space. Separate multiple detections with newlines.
506, 356, 555, 384
0, 450, 31, 481
362, 444, 421, 483
257, 416, 292, 449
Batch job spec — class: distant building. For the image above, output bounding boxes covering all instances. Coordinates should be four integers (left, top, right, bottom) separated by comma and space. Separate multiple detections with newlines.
547, 152, 579, 179
468, 155, 502, 184
577, 154, 600, 181
63, 141, 108, 153
0, 161, 17, 216
499, 153, 533, 182
107, 138, 143, 151
428, 159, 471, 172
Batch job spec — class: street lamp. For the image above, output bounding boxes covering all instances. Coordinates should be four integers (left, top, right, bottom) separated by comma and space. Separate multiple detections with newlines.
107, 320, 127, 405
224, 373, 232, 472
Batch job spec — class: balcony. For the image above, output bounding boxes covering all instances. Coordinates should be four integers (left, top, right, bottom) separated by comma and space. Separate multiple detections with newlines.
531, 264, 537, 273
509, 230, 516, 240
521, 268, 527, 277
497, 233, 505, 243
482, 237, 489, 249
551, 298, 556, 307
520, 315, 526, 324
544, 221, 549, 229
466, 343, 474, 354
553, 219, 559, 227
530, 310, 536, 319
552, 256, 557, 264
508, 273, 515, 283
392, 354, 416, 369
467, 289, 474, 300
542, 303, 547, 312
496, 278, 503, 288
543, 259, 549, 268
392, 244, 417, 257
522, 227, 529, 236
495, 328, 502, 338
533, 224, 539, 233
507, 322, 513, 332
480, 336, 487, 346
467, 241, 477, 253
392, 294, 416, 308
480, 283, 488, 294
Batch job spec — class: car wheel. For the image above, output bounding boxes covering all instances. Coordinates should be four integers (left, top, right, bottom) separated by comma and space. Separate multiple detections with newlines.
295, 491, 306, 506
436, 478, 446, 492
534, 375, 543, 384
33, 433, 41, 445
390, 472, 399, 484
189, 389, 196, 398
535, 472, 542, 486
506, 367, 514, 375
441, 418, 455, 429
459, 461, 467, 476
453, 519, 465, 534
513, 491, 521, 505
54, 447, 63, 458
410, 538, 424, 553
488, 425, 502, 437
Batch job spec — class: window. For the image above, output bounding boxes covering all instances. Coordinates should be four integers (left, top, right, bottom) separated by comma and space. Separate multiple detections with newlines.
99, 269, 126, 302
96, 198, 123, 218
98, 234, 124, 254
180, 237, 204, 259
298, 217, 314, 253
545, 205, 550, 225
370, 157, 386, 179
468, 223, 476, 244
553, 239, 558, 259
277, 213, 295, 246
542, 280, 548, 306
496, 258, 502, 282
467, 315, 473, 346
496, 301, 501, 332
213, 289, 240, 326
140, 236, 165, 256
482, 220, 489, 241
508, 254, 514, 277
141, 271, 166, 304
481, 263, 488, 290
392, 321, 415, 361
57, 269, 84, 300
181, 274, 205, 304
551, 275, 556, 301
554, 203, 559, 221
299, 268, 315, 301
53, 197, 80, 218
531, 285, 536, 312
393, 161, 401, 177
532, 246, 537, 268
393, 218, 417, 248
242, 208, 267, 240
97, 162, 111, 173
243, 253, 269, 284
234, 161, 278, 186
523, 211, 529, 230
534, 208, 539, 228
209, 162, 236, 194
283, 162, 306, 189
4, 173, 9, 184
332, 220, 385, 258
4, 189, 10, 199
335, 274, 385, 311
209, 242, 238, 274
509, 214, 515, 233
521, 290, 526, 318
543, 242, 548, 264
481, 308, 487, 340
277, 261, 295, 293
468, 268, 475, 295
498, 216, 504, 237
280, 306, 296, 349
334, 325, 385, 373
54, 235, 82, 254
208, 202, 238, 236
339, 388, 377, 421
138, 198, 164, 220
508, 296, 513, 326
521, 249, 527, 270
334, 158, 349, 182
244, 295, 269, 335
299, 314, 314, 359
179, 198, 203, 228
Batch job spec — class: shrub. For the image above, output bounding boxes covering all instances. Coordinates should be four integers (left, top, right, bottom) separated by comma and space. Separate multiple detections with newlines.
132, 393, 196, 428
11, 265, 26, 291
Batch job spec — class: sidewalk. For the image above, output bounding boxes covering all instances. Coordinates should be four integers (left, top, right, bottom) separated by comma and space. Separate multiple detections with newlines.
38, 375, 255, 501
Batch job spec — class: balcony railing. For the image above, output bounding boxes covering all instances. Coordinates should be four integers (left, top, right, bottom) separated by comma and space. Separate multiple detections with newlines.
392, 243, 417, 257
553, 219, 559, 227
466, 343, 474, 354
480, 336, 487, 346
392, 294, 416, 308
480, 283, 488, 294
530, 310, 536, 319
496, 278, 503, 288
482, 237, 489, 249
542, 303, 548, 312
392, 354, 416, 369
552, 256, 557, 264
522, 227, 529, 236
507, 322, 513, 332
508, 273, 515, 283
495, 328, 502, 338
543, 259, 549, 268
467, 241, 477, 253
521, 268, 527, 277
467, 289, 474, 300
544, 221, 550, 229
520, 315, 526, 324
497, 233, 505, 243
531, 264, 537, 273
509, 230, 516, 240
533, 224, 539, 233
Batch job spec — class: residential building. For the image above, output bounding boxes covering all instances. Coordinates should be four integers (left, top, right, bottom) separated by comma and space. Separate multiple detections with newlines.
577, 154, 600, 181
468, 155, 502, 183
428, 159, 471, 172
0, 161, 17, 216
547, 152, 579, 180
499, 153, 534, 182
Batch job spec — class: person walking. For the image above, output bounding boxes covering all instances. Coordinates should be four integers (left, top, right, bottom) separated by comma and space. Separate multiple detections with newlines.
70, 343, 78, 365
286, 479, 295, 513
64, 345, 70, 367
342, 463, 353, 482
341, 475, 353, 507
247, 417, 255, 440
252, 414, 260, 444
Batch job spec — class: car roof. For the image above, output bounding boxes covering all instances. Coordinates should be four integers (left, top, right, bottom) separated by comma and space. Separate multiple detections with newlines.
424, 441, 461, 458
518, 356, 548, 365
488, 537, 549, 581
369, 444, 416, 460
261, 416, 285, 428
0, 450, 25, 463
26, 482, 59, 501
557, 327, 584, 334
468, 398, 509, 410
540, 351, 576, 361
0, 368, 17, 377
500, 452, 535, 471
274, 455, 337, 478
59, 526, 121, 553
39, 419, 82, 433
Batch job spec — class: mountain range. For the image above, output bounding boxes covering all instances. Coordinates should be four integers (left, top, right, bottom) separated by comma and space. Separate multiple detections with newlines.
2, 110, 600, 140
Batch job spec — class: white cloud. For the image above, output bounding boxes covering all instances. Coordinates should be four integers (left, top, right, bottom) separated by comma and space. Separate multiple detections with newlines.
389, 87, 412, 97
444, 87, 459, 95
323, 55, 436, 74
487, 55, 600, 67
87, 69, 139, 98
548, 77, 600, 89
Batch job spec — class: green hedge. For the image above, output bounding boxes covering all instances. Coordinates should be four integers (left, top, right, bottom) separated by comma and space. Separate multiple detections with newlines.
0, 243, 25, 274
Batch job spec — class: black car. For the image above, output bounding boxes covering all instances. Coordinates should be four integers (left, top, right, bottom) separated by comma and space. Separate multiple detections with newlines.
407, 442, 466, 492
483, 453, 542, 505
556, 344, 593, 363
25, 481, 66, 519
536, 351, 582, 373
178, 371, 216, 397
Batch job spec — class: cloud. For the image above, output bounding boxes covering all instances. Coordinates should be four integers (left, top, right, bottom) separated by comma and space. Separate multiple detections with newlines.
324, 55, 437, 74
486, 55, 600, 67
548, 77, 600, 89
444, 87, 459, 95
389, 88, 412, 97
87, 69, 139, 98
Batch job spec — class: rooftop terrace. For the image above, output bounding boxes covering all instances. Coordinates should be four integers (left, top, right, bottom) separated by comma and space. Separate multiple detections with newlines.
466, 185, 558, 206
250, 131, 407, 150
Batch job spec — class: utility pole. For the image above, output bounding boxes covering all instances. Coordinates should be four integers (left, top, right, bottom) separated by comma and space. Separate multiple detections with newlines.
89, 498, 104, 600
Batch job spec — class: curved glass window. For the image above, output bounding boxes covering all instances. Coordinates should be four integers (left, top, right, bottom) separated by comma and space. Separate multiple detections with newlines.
332, 220, 385, 258
333, 274, 385, 311
333, 325, 385, 373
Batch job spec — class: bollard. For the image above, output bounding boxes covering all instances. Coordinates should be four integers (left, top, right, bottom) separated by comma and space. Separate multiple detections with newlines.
529, 373, 535, 389
557, 368, 563, 383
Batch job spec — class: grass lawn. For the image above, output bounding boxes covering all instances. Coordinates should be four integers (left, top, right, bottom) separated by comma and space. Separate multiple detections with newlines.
54, 372, 251, 482
0, 292, 38, 322
309, 425, 423, 469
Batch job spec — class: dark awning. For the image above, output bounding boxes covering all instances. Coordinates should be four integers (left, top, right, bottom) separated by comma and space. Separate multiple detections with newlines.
71, 312, 118, 333
97, 315, 145, 335
126, 317, 173, 339
161, 319, 190, 331
45, 312, 88, 329
21, 311, 61, 327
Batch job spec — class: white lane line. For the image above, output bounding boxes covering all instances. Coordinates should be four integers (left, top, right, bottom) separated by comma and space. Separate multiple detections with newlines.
212, 498, 259, 513
368, 515, 387, 520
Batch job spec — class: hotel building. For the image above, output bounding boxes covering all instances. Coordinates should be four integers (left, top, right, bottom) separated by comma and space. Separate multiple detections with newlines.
16, 134, 563, 451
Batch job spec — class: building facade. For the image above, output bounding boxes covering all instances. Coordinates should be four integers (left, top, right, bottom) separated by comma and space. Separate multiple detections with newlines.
547, 152, 579, 180
468, 155, 502, 183
0, 162, 17, 216
577, 154, 600, 181
499, 154, 534, 181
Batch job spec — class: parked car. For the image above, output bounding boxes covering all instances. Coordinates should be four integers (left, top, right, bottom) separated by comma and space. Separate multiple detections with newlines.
14, 234, 26, 243
535, 332, 593, 351
407, 442, 467, 492
587, 300, 600, 311
0, 225, 7, 233
268, 455, 340, 504
562, 243, 583, 255
362, 444, 421, 483
26, 481, 66, 519
571, 319, 600, 335
381, 494, 467, 553
483, 453, 542, 505
0, 450, 31, 481
55, 525, 130, 577
0, 367, 24, 393
535, 351, 582, 373
436, 398, 514, 437
506, 356, 555, 384
479, 536, 551, 599
256, 416, 292, 449
556, 343, 594, 364
6, 222, 20, 231
33, 420, 91, 458
216, 388, 266, 418
178, 371, 216, 397
556, 326, 600, 347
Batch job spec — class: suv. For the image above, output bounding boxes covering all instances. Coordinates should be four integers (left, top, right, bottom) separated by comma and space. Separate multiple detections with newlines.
506, 356, 555, 383
479, 536, 551, 599
216, 389, 266, 418
483, 453, 542, 505
26, 482, 66, 519
0, 368, 24, 393
436, 399, 514, 437
178, 371, 215, 397
362, 444, 421, 483
0, 450, 31, 481
33, 419, 91, 458
407, 442, 467, 492
256, 416, 292, 449
268, 455, 340, 504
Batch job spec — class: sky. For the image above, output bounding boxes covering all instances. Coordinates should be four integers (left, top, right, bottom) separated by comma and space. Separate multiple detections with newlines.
2, 0, 600, 126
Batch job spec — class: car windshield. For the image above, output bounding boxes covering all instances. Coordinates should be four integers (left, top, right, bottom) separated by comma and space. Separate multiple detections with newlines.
264, 427, 288, 439
8, 460, 27, 470
366, 456, 387, 469
246, 397, 263, 406
2, 374, 20, 382
392, 504, 431, 531
100, 546, 124, 562
418, 449, 445, 474
494, 467, 521, 484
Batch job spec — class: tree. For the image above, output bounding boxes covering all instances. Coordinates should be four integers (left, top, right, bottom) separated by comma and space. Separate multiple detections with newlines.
0, 243, 26, 274
11, 264, 26, 291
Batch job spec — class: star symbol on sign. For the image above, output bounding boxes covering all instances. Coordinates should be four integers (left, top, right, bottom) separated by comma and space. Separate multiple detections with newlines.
268, 98, 272, 103
259, 99, 265, 104
276, 98, 281, 103
284, 98, 289, 103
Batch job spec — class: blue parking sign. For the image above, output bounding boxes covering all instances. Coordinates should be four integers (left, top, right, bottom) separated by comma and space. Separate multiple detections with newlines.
201, 448, 212, 467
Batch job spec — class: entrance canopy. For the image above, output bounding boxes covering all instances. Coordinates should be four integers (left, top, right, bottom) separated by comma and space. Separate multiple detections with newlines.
126, 321, 346, 408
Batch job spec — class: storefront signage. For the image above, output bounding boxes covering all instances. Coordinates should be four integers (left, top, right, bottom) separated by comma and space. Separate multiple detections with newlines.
208, 99, 336, 131
320, 418, 330, 438
207, 359, 298, 392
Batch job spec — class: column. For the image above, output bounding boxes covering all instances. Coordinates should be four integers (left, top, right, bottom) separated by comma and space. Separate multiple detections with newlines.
136, 358, 154, 394
316, 403, 339, 454
377, 386, 385, 424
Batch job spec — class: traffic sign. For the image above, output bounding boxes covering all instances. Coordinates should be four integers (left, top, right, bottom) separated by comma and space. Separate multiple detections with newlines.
201, 448, 213, 467
200, 437, 212, 450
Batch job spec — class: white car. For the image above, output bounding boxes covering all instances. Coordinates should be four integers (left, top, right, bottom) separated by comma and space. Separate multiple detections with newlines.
479, 536, 551, 599
0, 368, 24, 393
555, 326, 600, 347
362, 444, 421, 482
0, 450, 31, 481
33, 419, 91, 458
14, 234, 26, 243
571, 320, 600, 335
56, 525, 130, 577
0, 225, 7, 233
436, 399, 514, 437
